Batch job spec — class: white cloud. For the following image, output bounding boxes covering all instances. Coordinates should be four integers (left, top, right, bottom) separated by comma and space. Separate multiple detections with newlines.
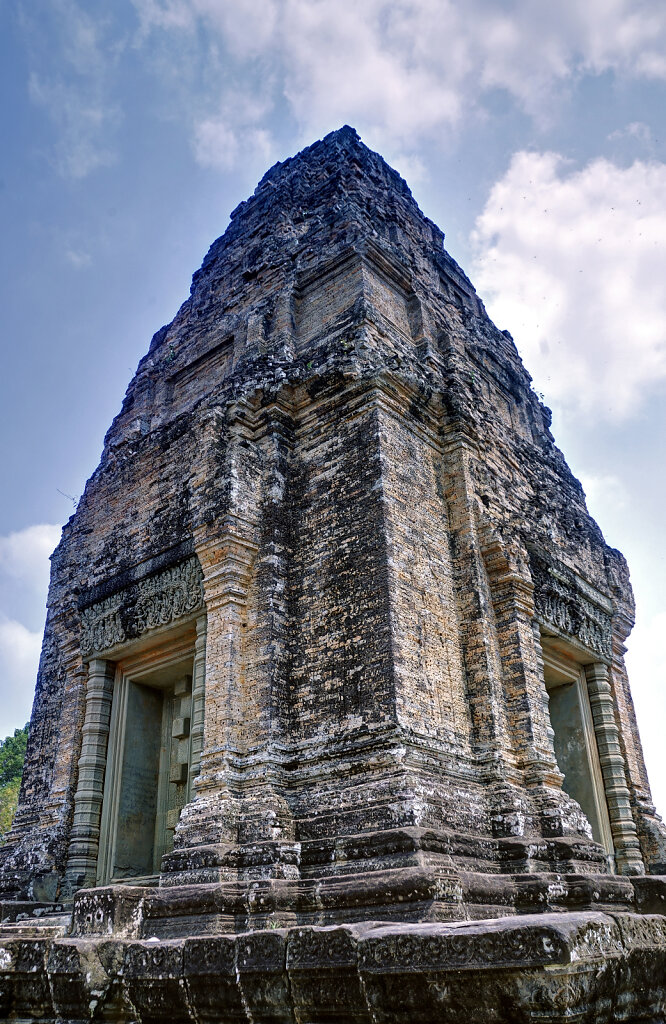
194, 0, 279, 58
133, 0, 279, 52
193, 118, 238, 170
280, 1, 465, 147
468, 1, 666, 113
0, 525, 60, 736
471, 152, 666, 420
128, 0, 666, 165
21, 0, 122, 179
28, 74, 119, 179
132, 0, 196, 35
193, 121, 275, 171
608, 121, 653, 145
625, 611, 666, 818
578, 473, 628, 516
0, 525, 62, 596
0, 617, 40, 738
192, 90, 277, 171
20, 0, 666, 176
278, 0, 666, 133
64, 247, 92, 269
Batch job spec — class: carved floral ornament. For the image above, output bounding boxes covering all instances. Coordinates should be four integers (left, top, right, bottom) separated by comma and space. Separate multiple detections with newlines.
357, 925, 569, 971
80, 557, 204, 656
530, 556, 613, 660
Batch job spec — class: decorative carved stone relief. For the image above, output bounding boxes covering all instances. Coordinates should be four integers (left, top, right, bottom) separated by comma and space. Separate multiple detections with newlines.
529, 553, 612, 660
80, 557, 204, 656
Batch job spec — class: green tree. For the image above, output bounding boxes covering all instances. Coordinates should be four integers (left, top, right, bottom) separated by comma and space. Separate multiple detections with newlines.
0, 778, 20, 842
0, 724, 28, 844
0, 724, 29, 788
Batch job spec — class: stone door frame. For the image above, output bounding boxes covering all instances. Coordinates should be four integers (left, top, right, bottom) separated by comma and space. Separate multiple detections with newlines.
541, 640, 615, 865
96, 635, 196, 886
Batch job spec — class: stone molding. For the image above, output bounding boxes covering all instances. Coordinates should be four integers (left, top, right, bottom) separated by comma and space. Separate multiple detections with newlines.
188, 613, 207, 792
65, 658, 115, 889
294, 238, 413, 300
80, 557, 204, 656
585, 661, 645, 875
479, 526, 563, 792
193, 521, 258, 611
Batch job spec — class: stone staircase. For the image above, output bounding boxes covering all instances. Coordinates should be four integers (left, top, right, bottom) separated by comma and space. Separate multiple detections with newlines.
0, 903, 72, 939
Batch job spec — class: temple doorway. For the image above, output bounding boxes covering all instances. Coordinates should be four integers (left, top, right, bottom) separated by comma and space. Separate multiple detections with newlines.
541, 640, 615, 867
97, 646, 194, 885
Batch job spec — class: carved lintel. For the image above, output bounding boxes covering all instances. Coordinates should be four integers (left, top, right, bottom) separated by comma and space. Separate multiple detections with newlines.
530, 553, 612, 660
80, 556, 204, 656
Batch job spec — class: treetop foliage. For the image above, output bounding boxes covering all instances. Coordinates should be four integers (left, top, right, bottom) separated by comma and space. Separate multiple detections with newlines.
0, 724, 28, 844
0, 724, 29, 789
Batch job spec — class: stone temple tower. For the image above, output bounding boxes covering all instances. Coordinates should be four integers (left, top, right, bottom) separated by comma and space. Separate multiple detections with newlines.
1, 127, 665, 1022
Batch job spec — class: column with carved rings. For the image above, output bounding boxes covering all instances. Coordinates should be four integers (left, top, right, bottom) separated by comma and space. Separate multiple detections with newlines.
585, 661, 644, 874
65, 658, 115, 888
188, 612, 207, 800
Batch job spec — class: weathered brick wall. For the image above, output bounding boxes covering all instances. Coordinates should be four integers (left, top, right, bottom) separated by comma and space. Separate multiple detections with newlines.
288, 392, 394, 737
377, 401, 470, 748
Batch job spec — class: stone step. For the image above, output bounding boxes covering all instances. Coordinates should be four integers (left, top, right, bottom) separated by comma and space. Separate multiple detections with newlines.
0, 912, 72, 938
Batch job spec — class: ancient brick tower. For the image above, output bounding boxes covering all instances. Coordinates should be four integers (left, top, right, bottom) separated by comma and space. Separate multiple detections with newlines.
1, 127, 666, 1022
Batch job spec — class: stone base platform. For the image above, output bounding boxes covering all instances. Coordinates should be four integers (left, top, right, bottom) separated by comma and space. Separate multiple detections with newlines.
66, 871, 666, 938
1, 910, 665, 1022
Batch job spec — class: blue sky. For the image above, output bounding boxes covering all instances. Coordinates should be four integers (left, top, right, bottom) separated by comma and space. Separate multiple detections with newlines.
1, 0, 665, 814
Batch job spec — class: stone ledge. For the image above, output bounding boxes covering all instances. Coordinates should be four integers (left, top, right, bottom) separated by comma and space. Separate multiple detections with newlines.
68, 871, 663, 940
0, 912, 665, 1022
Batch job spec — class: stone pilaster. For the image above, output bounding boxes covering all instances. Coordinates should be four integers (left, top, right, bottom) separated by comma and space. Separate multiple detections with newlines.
531, 620, 556, 758
171, 518, 299, 879
479, 531, 576, 843
193, 519, 258, 790
607, 622, 666, 871
440, 429, 515, 783
187, 612, 207, 800
65, 659, 115, 888
585, 661, 644, 874
480, 535, 553, 774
